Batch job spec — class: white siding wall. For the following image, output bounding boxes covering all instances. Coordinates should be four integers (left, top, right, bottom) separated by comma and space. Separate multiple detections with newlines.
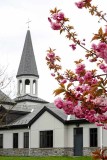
67, 123, 104, 148
102, 128, 107, 147
67, 125, 74, 147
30, 111, 65, 148
1, 114, 107, 149
0, 129, 29, 148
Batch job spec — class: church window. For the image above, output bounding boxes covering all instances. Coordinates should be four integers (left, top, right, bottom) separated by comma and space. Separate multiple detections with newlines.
25, 79, 30, 94
19, 80, 22, 94
24, 132, 29, 148
40, 130, 53, 148
0, 134, 3, 148
90, 128, 97, 147
33, 80, 36, 94
13, 133, 18, 148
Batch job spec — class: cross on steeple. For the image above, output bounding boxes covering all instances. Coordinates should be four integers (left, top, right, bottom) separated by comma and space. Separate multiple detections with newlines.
26, 19, 31, 29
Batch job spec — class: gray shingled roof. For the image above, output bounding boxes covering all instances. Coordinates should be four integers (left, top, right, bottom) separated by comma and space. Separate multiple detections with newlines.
16, 30, 39, 77
12, 103, 67, 126
0, 103, 68, 129
14, 94, 48, 103
9, 105, 44, 126
0, 103, 89, 130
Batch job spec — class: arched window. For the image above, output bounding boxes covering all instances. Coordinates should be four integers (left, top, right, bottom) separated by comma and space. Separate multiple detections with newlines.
19, 80, 22, 94
25, 79, 30, 94
33, 80, 36, 94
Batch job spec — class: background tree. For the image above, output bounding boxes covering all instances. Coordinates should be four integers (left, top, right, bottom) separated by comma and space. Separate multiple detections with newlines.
0, 65, 14, 125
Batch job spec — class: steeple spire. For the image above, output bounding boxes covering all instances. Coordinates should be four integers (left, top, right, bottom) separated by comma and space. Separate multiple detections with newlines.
16, 30, 39, 97
16, 30, 39, 78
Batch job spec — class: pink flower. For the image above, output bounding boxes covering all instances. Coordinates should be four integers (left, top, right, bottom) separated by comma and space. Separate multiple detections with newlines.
85, 114, 96, 123
54, 98, 64, 109
75, 63, 85, 74
75, 92, 81, 98
95, 122, 103, 127
76, 86, 81, 91
58, 12, 64, 21
99, 64, 107, 73
97, 42, 107, 52
69, 44, 76, 50
81, 84, 90, 91
92, 42, 107, 63
75, 1, 84, 9
99, 63, 106, 69
63, 100, 74, 114
48, 17, 62, 30
92, 43, 97, 50
47, 52, 55, 59
51, 22, 61, 30
52, 12, 64, 21
84, 71, 92, 80
73, 105, 84, 118
92, 97, 103, 105
52, 13, 58, 20
77, 76, 84, 83
91, 78, 98, 85
103, 67, 107, 73
51, 73, 55, 77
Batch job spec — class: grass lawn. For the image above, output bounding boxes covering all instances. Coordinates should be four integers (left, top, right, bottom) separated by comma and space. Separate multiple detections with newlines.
0, 156, 93, 160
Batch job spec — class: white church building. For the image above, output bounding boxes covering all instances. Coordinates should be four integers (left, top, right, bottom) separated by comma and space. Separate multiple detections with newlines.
0, 30, 107, 156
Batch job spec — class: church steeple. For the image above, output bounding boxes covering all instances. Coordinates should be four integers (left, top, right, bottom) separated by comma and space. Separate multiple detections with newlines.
17, 30, 39, 97
17, 30, 39, 78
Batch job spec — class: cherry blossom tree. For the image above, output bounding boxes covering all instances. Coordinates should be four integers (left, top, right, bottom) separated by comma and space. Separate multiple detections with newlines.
46, 1, 107, 159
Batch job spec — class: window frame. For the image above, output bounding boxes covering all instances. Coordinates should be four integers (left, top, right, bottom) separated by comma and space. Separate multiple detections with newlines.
0, 134, 3, 148
13, 133, 18, 148
40, 130, 53, 148
24, 132, 29, 148
90, 128, 98, 147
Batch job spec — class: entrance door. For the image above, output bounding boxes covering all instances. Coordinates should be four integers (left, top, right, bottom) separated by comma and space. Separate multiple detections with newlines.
74, 127, 83, 156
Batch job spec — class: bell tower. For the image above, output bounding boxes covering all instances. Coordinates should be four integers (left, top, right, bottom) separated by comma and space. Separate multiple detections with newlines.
16, 30, 39, 97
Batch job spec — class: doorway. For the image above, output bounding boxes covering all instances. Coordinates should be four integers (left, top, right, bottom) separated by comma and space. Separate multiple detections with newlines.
74, 127, 83, 156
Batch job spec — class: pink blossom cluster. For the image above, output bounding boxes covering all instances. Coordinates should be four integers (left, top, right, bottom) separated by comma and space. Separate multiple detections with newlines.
46, 52, 55, 63
99, 63, 107, 73
92, 97, 107, 112
69, 44, 77, 50
47, 52, 55, 59
92, 42, 107, 63
75, 0, 92, 9
54, 97, 107, 128
48, 12, 64, 30
75, 63, 97, 84
75, 63, 85, 74
46, 50, 107, 129
75, 1, 84, 9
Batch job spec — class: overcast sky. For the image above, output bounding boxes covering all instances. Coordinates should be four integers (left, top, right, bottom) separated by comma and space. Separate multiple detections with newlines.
0, 0, 106, 102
